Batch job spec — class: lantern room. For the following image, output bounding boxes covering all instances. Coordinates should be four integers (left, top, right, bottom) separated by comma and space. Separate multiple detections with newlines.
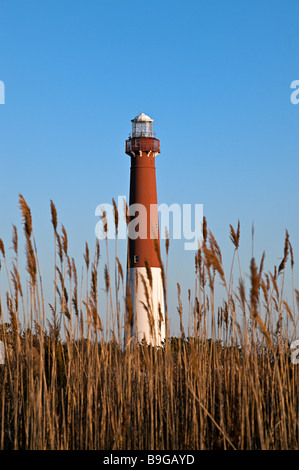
131, 113, 154, 138
126, 113, 160, 156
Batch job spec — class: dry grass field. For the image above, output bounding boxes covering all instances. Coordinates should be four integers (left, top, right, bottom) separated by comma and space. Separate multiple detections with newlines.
0, 195, 298, 450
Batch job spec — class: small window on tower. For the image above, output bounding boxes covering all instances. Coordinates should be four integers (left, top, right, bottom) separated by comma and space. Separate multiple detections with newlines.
134, 255, 139, 264
135, 139, 140, 147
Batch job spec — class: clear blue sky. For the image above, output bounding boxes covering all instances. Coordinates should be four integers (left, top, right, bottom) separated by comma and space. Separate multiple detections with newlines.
0, 0, 298, 335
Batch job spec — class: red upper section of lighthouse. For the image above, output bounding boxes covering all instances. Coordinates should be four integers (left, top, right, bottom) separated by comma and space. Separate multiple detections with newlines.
126, 136, 160, 155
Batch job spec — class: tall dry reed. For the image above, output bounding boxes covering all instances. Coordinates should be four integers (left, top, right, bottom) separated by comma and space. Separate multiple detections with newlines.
0, 197, 298, 450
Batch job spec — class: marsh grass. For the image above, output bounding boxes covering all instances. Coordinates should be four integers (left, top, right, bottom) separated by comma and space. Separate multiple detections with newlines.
0, 195, 298, 450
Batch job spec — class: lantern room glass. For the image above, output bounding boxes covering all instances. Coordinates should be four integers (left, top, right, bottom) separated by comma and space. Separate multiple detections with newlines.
132, 120, 153, 138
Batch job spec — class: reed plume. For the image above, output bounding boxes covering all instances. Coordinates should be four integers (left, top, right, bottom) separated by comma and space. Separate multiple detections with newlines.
0, 239, 5, 258
12, 225, 18, 257
19, 194, 32, 238
229, 220, 240, 249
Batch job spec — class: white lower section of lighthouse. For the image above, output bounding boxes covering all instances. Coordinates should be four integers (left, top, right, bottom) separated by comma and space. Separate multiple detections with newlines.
127, 267, 166, 346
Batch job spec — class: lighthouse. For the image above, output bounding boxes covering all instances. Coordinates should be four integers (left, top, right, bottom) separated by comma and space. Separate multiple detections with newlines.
125, 113, 166, 346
